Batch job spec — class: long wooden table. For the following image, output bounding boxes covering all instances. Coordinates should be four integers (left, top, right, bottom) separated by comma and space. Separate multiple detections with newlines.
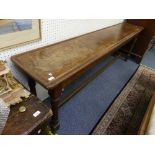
11, 22, 143, 130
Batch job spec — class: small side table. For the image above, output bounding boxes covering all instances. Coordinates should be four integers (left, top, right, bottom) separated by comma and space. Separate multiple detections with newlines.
2, 95, 53, 135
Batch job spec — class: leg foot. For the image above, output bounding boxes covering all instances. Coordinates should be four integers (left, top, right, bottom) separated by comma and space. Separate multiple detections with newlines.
48, 87, 62, 131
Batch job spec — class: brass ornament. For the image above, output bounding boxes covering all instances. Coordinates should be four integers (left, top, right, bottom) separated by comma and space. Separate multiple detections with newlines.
19, 106, 26, 113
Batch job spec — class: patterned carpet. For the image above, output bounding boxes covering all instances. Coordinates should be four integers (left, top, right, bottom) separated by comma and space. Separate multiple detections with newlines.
92, 65, 155, 135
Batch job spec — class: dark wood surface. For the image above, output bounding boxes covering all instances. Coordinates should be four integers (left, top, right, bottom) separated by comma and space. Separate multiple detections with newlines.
2, 95, 53, 135
127, 19, 155, 62
11, 22, 143, 89
11, 22, 143, 130
138, 92, 155, 135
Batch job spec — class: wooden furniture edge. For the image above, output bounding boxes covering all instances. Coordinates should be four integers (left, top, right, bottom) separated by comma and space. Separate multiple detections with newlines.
138, 92, 155, 135
24, 110, 53, 135
11, 22, 126, 57
11, 26, 143, 90
2, 95, 53, 135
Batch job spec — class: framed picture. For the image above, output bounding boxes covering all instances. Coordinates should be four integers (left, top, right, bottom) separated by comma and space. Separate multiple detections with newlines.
0, 19, 41, 50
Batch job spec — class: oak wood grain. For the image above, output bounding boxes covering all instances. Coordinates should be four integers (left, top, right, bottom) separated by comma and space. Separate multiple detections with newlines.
11, 22, 143, 90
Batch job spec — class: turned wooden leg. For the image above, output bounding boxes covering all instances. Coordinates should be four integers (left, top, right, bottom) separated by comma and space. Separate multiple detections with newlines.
28, 76, 37, 95
48, 86, 62, 130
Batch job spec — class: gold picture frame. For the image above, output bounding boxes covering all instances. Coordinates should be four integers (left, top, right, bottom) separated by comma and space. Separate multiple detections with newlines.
0, 19, 41, 50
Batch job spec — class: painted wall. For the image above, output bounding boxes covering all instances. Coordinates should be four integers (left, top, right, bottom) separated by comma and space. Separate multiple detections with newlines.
0, 19, 124, 100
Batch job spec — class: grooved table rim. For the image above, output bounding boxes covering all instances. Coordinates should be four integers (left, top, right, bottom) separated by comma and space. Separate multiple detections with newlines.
11, 23, 143, 90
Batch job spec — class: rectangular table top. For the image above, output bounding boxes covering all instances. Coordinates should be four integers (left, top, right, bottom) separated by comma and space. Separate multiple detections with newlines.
11, 22, 143, 89
2, 95, 52, 135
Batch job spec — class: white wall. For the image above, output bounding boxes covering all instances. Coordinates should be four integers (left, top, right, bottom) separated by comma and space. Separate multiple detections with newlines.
0, 19, 124, 100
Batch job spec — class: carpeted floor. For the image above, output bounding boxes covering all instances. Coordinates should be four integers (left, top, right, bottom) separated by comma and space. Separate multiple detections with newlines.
92, 65, 155, 135
44, 56, 138, 135
141, 47, 155, 69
